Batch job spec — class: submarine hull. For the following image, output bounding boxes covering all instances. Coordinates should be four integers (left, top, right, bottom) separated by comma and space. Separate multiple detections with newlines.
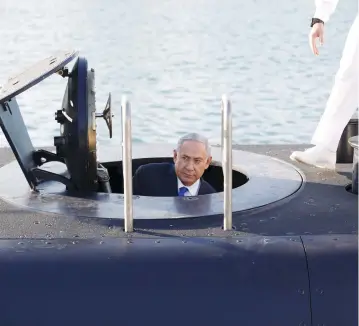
0, 235, 356, 326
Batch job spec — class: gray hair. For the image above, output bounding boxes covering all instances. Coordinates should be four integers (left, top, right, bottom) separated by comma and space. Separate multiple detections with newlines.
176, 133, 211, 156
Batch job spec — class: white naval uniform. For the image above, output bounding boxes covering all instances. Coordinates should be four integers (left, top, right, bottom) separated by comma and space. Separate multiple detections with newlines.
311, 0, 358, 152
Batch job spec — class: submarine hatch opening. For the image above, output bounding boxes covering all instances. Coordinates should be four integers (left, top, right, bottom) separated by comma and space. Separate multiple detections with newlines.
101, 157, 249, 195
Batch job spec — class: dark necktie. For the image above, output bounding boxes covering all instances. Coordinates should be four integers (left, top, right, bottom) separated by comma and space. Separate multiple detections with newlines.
178, 186, 189, 196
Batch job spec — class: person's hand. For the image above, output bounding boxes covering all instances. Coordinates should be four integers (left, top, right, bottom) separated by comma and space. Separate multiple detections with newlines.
309, 22, 324, 55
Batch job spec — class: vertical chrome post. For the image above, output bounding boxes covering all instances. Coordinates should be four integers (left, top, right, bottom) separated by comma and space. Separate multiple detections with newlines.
221, 94, 233, 230
121, 96, 133, 232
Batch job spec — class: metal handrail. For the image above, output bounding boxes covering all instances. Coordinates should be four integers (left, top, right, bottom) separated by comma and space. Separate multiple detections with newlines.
121, 94, 231, 232
121, 96, 134, 232
221, 94, 233, 230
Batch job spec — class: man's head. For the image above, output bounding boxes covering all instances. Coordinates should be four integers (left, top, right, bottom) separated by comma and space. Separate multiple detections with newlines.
173, 133, 212, 186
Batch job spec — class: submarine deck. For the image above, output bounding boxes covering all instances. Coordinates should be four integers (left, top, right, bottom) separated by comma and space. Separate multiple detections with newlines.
0, 144, 357, 239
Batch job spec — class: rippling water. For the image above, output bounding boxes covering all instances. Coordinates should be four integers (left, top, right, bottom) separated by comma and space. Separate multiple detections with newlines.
0, 0, 357, 148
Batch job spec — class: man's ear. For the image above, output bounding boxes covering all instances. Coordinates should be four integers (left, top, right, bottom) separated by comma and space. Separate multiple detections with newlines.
205, 156, 212, 169
173, 149, 178, 163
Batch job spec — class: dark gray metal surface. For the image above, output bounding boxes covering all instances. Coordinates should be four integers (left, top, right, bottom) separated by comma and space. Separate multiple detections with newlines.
0, 144, 303, 222
55, 57, 98, 192
0, 235, 311, 326
302, 235, 358, 326
337, 117, 358, 163
0, 50, 78, 103
0, 98, 37, 188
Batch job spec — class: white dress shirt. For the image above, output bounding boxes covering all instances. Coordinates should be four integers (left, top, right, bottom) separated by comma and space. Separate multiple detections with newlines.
177, 178, 200, 196
314, 0, 339, 23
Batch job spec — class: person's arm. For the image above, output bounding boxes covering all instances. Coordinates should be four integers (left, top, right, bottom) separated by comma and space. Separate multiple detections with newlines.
309, 0, 339, 55
313, 0, 339, 23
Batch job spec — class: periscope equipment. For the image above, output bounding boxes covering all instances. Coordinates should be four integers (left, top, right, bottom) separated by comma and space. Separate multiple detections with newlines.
0, 50, 114, 194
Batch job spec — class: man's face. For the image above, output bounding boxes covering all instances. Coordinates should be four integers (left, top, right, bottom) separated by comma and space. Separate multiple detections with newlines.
173, 140, 212, 186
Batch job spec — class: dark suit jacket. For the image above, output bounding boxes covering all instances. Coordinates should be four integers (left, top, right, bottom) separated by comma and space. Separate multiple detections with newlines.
132, 162, 216, 197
